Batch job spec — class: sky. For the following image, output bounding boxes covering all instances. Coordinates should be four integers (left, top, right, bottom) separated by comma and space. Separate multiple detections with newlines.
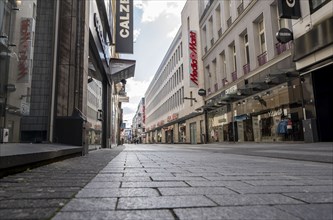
120, 0, 187, 127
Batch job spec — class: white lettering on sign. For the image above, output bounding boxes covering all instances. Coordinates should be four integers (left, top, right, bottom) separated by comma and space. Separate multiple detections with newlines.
119, 0, 130, 38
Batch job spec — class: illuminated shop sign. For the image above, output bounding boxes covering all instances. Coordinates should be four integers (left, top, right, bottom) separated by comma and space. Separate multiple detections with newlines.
189, 31, 199, 88
94, 13, 110, 66
116, 0, 133, 54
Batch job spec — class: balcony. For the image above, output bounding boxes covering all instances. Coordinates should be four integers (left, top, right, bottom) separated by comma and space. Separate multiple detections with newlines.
243, 63, 250, 75
214, 83, 218, 92
227, 17, 232, 28
237, 2, 244, 16
231, 71, 237, 82
276, 42, 292, 55
218, 28, 222, 38
257, 51, 267, 66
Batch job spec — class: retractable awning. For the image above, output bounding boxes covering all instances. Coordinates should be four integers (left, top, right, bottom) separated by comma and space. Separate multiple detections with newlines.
109, 58, 136, 83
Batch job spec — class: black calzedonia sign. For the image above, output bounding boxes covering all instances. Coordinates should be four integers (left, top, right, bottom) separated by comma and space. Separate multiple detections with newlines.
116, 0, 133, 54
278, 0, 301, 19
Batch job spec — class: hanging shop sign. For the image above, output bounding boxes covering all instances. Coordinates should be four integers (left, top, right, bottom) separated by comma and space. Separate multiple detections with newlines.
278, 0, 301, 19
276, 28, 293, 43
198, 88, 206, 96
116, 0, 133, 54
189, 31, 199, 88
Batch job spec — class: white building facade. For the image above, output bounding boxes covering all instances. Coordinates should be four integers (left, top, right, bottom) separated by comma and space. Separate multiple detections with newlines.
200, 0, 304, 143
145, 1, 205, 144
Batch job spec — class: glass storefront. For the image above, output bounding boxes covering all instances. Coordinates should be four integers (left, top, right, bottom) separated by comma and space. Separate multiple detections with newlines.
207, 79, 304, 143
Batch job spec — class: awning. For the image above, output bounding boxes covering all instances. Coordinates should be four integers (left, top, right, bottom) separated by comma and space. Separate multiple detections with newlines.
109, 58, 136, 83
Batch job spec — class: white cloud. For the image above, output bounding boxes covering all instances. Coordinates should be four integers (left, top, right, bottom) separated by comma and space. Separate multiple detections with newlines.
122, 77, 152, 125
134, 29, 141, 42
136, 0, 186, 23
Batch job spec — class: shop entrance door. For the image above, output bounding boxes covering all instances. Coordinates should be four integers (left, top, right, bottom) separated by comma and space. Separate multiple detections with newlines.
190, 122, 197, 144
312, 65, 333, 141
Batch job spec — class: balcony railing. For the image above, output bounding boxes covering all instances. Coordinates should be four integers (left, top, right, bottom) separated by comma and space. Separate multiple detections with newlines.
231, 71, 237, 82
227, 16, 232, 28
243, 63, 250, 75
275, 42, 292, 55
258, 51, 267, 66
218, 28, 222, 38
214, 83, 218, 92
237, 2, 244, 16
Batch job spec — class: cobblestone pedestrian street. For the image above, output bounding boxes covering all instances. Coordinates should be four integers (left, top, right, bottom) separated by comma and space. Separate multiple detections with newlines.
1, 143, 332, 220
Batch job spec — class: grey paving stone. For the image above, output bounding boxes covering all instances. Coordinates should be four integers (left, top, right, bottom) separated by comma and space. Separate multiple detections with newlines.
123, 172, 175, 177
243, 180, 305, 186
121, 181, 188, 188
118, 195, 216, 209
230, 185, 333, 194
93, 176, 151, 182
61, 198, 117, 211
84, 181, 121, 188
0, 208, 55, 220
173, 206, 301, 220
0, 199, 67, 209
207, 194, 304, 206
283, 192, 333, 203
151, 176, 206, 181
186, 180, 251, 188
53, 210, 175, 220
276, 204, 333, 220
159, 187, 237, 196
204, 175, 300, 181
76, 188, 159, 198
174, 172, 222, 177
10, 191, 77, 199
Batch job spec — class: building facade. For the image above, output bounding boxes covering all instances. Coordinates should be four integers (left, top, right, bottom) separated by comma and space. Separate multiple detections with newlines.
199, 0, 304, 143
132, 97, 145, 143
145, 1, 206, 144
0, 0, 135, 151
290, 0, 333, 142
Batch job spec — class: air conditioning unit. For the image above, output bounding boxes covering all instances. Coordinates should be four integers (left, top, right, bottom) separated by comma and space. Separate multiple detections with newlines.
1, 128, 9, 143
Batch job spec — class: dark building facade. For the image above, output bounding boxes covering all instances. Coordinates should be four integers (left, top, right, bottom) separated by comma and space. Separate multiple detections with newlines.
0, 0, 135, 151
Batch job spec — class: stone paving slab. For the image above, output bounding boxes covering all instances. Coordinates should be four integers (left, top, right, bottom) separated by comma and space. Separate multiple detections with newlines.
276, 204, 333, 220
53, 210, 175, 220
206, 193, 304, 206
76, 188, 160, 198
117, 195, 216, 209
159, 186, 237, 196
173, 206, 301, 220
2, 144, 333, 220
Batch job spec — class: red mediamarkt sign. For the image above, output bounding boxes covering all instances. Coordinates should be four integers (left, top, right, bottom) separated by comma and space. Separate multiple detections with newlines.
189, 31, 198, 87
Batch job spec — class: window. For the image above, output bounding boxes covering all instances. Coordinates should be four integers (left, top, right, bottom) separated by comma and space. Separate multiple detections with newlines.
232, 44, 237, 71
309, 0, 330, 13
259, 20, 266, 53
244, 34, 250, 64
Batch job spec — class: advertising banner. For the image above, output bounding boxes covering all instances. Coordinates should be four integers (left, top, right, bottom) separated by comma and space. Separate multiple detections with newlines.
189, 31, 199, 88
116, 0, 133, 54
